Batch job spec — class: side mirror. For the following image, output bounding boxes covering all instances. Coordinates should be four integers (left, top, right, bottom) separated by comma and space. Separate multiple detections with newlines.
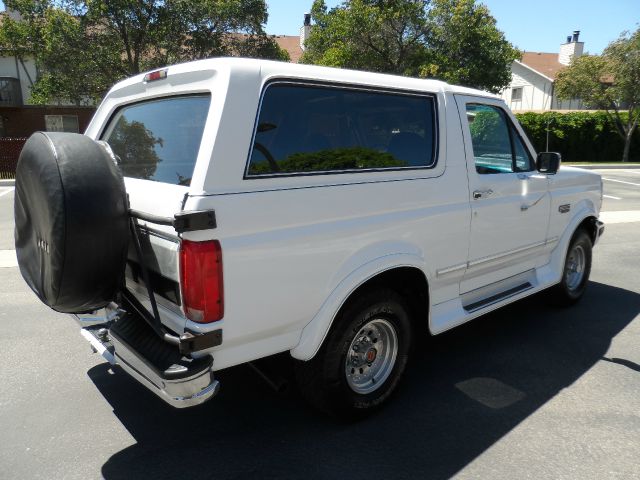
536, 152, 561, 174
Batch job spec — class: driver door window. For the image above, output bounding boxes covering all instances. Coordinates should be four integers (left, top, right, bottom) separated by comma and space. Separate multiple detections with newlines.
465, 104, 533, 174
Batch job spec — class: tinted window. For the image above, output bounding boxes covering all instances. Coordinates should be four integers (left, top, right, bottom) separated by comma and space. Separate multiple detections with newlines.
512, 125, 534, 172
103, 95, 210, 186
465, 103, 533, 174
247, 84, 436, 176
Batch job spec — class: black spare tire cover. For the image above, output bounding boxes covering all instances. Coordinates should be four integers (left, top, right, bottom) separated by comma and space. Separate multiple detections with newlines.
14, 132, 129, 313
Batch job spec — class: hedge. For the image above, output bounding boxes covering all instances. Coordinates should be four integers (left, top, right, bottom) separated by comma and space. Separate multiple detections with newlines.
514, 111, 640, 163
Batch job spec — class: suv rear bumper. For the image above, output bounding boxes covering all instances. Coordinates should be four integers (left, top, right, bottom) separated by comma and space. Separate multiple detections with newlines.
75, 308, 220, 408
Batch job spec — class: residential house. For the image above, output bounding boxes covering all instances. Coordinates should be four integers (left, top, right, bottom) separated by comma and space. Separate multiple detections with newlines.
501, 31, 587, 111
0, 10, 94, 137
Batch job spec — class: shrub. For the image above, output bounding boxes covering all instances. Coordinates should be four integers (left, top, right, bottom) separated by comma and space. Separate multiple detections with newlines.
515, 111, 640, 162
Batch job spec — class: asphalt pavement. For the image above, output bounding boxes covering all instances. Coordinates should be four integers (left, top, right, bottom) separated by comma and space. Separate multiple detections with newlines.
0, 169, 639, 480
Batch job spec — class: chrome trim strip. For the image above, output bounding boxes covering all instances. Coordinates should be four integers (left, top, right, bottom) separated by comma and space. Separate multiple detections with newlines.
438, 236, 559, 277
468, 240, 547, 268
436, 263, 467, 277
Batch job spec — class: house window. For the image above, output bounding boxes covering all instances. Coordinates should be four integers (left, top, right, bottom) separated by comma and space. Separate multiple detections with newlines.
45, 115, 80, 133
511, 87, 523, 102
0, 77, 23, 106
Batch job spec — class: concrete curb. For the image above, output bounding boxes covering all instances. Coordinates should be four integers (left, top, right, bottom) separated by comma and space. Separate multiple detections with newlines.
0, 179, 15, 187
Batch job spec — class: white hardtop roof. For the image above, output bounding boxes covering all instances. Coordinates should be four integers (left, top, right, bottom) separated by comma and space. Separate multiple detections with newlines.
110, 57, 498, 99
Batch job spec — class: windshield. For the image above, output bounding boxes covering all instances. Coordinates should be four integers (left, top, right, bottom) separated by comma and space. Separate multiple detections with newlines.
102, 95, 210, 186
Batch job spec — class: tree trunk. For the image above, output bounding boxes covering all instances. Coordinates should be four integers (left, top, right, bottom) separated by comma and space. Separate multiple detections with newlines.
622, 131, 632, 162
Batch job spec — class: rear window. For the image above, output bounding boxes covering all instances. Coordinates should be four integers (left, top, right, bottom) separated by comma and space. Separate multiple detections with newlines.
102, 95, 210, 186
246, 83, 436, 177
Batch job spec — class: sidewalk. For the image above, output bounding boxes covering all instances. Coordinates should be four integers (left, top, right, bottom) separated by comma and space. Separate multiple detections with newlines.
0, 179, 15, 187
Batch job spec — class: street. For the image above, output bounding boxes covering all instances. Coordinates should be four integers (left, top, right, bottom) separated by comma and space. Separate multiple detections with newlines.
0, 168, 639, 480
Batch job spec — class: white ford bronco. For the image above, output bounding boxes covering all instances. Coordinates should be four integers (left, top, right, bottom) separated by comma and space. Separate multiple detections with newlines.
14, 58, 604, 418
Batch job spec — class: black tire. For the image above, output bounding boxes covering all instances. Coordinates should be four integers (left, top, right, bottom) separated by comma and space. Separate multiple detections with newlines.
14, 132, 129, 313
294, 288, 412, 419
552, 229, 592, 306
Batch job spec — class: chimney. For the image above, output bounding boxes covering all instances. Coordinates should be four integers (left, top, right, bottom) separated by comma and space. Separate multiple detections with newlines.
300, 13, 311, 51
559, 30, 584, 65
7, 8, 23, 21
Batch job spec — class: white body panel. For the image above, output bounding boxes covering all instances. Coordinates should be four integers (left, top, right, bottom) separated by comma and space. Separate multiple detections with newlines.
86, 58, 603, 370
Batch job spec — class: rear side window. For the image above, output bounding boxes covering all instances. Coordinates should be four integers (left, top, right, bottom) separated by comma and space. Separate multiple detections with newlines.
102, 95, 210, 186
247, 83, 436, 176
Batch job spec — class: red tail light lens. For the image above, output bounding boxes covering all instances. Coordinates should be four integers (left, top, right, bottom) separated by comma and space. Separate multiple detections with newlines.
143, 69, 167, 82
180, 240, 223, 323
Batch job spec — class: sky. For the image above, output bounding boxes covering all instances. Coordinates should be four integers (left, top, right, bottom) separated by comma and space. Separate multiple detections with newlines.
265, 0, 639, 54
0, 1, 637, 54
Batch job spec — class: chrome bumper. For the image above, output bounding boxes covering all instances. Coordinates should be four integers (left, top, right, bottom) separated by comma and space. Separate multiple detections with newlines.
75, 308, 220, 409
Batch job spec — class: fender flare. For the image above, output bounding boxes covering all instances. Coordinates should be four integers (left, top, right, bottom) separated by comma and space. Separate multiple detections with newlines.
547, 200, 598, 284
290, 253, 429, 361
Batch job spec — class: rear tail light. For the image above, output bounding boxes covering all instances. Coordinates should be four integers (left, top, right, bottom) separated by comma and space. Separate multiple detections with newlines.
180, 240, 224, 323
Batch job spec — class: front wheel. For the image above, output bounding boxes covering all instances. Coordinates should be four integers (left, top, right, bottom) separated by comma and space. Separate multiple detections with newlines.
294, 288, 412, 419
552, 229, 592, 305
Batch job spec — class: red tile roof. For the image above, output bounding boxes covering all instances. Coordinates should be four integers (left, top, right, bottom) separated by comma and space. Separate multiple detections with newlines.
519, 52, 566, 80
274, 35, 303, 63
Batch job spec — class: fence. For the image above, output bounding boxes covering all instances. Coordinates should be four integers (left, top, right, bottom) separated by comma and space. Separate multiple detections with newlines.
0, 138, 27, 179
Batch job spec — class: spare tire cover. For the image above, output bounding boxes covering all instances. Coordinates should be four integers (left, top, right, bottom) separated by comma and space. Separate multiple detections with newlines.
14, 132, 129, 313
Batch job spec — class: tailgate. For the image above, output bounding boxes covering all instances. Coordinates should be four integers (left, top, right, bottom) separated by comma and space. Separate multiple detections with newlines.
96, 93, 213, 333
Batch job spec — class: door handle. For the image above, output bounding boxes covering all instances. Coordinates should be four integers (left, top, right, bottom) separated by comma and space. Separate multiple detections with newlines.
521, 193, 546, 211
517, 174, 530, 180
473, 189, 493, 199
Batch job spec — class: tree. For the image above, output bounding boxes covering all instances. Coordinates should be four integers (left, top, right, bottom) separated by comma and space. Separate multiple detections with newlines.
107, 118, 163, 179
0, 0, 289, 104
556, 28, 640, 162
300, 0, 519, 93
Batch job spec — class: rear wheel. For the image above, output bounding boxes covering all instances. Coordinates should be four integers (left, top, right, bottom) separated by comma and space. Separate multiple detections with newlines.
552, 229, 592, 305
295, 288, 412, 419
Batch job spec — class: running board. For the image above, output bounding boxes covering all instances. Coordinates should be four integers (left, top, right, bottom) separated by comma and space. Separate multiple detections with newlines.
463, 282, 532, 312
461, 269, 537, 313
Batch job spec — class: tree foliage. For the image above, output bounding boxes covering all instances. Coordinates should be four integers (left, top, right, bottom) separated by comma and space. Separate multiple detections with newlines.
555, 28, 640, 161
0, 0, 289, 104
248, 146, 406, 175
107, 117, 163, 179
300, 0, 519, 93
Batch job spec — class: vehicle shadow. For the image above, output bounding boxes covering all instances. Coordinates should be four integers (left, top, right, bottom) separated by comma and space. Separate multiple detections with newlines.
90, 281, 640, 480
